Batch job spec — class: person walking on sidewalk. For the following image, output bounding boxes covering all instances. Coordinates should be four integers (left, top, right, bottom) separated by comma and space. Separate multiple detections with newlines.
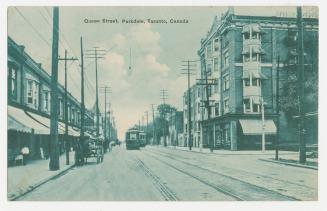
21, 146, 29, 165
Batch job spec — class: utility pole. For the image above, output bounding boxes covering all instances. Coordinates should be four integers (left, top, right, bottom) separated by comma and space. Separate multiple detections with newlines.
108, 109, 111, 143
160, 89, 168, 146
275, 56, 280, 160
197, 58, 215, 152
145, 111, 149, 144
49, 7, 60, 171
79, 36, 85, 165
151, 104, 157, 145
59, 49, 78, 165
86, 47, 106, 138
100, 86, 111, 152
181, 60, 196, 150
297, 6, 306, 164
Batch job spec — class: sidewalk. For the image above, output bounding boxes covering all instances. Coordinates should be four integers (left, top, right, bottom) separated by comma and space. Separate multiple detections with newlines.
7, 152, 75, 201
159, 145, 318, 169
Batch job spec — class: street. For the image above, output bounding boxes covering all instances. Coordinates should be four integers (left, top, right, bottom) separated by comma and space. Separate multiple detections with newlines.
18, 146, 317, 201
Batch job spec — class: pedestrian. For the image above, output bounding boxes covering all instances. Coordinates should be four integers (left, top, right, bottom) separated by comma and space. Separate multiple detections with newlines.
21, 146, 29, 165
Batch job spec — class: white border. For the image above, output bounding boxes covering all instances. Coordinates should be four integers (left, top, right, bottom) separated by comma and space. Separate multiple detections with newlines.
1, 1, 326, 211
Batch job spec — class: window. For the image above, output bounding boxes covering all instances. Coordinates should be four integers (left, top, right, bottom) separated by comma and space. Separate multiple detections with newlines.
207, 63, 212, 76
43, 91, 50, 111
8, 67, 18, 100
252, 78, 261, 86
252, 32, 258, 39
215, 103, 220, 116
71, 108, 75, 123
26, 79, 39, 108
207, 85, 212, 97
253, 103, 260, 112
244, 78, 250, 86
243, 99, 250, 112
214, 58, 219, 72
223, 52, 229, 67
197, 88, 201, 97
214, 39, 219, 51
33, 83, 39, 108
58, 98, 63, 117
206, 42, 212, 57
197, 103, 201, 113
224, 99, 229, 113
244, 33, 250, 40
27, 80, 33, 104
223, 75, 230, 91
252, 53, 258, 62
67, 105, 71, 122
244, 54, 250, 62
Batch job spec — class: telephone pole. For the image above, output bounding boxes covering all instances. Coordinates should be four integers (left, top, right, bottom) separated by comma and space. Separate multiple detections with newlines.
151, 104, 157, 145
181, 60, 196, 150
100, 86, 111, 152
59, 49, 78, 165
145, 111, 149, 144
86, 47, 106, 138
108, 109, 111, 142
297, 7, 306, 164
160, 89, 168, 146
197, 58, 216, 152
49, 7, 60, 171
79, 37, 85, 165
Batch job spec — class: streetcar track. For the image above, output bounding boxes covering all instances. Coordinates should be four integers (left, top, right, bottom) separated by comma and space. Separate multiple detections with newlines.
133, 153, 179, 201
151, 147, 315, 190
142, 151, 244, 201
144, 149, 300, 201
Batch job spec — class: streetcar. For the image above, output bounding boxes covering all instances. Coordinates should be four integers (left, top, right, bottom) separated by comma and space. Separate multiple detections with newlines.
125, 128, 146, 150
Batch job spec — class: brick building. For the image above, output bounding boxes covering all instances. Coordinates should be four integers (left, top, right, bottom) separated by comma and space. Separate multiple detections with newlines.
197, 8, 318, 150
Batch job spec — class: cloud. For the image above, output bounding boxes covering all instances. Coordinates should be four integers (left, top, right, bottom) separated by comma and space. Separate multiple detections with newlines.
135, 54, 170, 77
110, 33, 127, 49
127, 23, 161, 56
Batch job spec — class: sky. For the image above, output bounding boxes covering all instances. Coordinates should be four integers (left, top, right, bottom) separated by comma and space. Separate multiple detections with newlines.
7, 6, 318, 139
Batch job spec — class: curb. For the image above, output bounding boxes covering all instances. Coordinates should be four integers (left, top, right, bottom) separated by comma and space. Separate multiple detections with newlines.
162, 146, 297, 156
8, 164, 75, 201
259, 158, 318, 170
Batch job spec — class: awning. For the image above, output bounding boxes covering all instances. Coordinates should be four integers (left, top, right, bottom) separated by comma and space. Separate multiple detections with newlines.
58, 122, 80, 136
8, 115, 31, 133
242, 25, 250, 34
252, 46, 266, 54
242, 47, 250, 55
27, 111, 65, 134
242, 24, 264, 34
239, 119, 277, 135
252, 72, 268, 79
251, 24, 261, 33
70, 126, 80, 137
251, 96, 261, 105
8, 106, 49, 134
242, 72, 250, 79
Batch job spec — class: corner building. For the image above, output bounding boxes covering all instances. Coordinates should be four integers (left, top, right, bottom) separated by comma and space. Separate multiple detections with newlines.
198, 8, 318, 150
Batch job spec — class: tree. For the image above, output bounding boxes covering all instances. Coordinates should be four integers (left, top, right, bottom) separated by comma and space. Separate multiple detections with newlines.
156, 104, 177, 146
